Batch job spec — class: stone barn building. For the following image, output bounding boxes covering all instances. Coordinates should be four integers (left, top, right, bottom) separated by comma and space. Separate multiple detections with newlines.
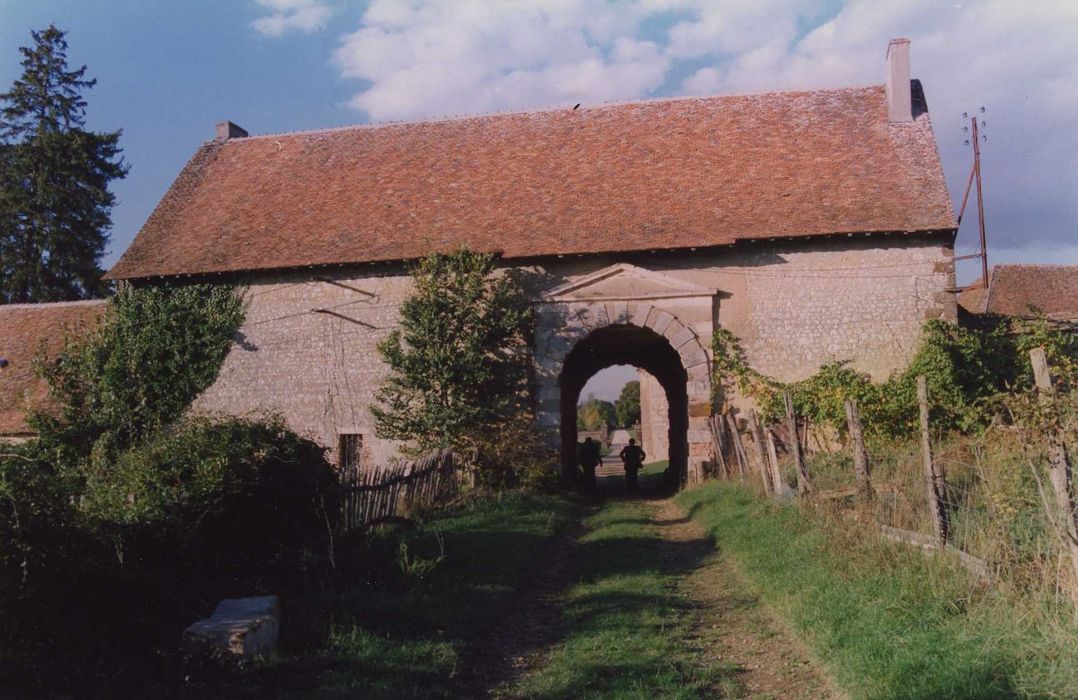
104, 39, 957, 484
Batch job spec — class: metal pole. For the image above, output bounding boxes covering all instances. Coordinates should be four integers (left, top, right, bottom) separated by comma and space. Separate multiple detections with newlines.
956, 162, 976, 225
972, 117, 988, 289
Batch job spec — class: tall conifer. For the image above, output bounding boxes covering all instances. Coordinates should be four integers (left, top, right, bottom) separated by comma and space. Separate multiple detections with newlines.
0, 25, 126, 303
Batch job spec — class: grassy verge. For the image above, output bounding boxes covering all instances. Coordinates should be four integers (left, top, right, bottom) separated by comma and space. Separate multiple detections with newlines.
511, 499, 734, 698
676, 482, 1078, 699
176, 493, 579, 698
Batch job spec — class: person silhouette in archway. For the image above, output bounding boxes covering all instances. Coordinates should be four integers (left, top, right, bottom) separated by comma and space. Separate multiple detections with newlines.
619, 438, 646, 494
578, 437, 602, 493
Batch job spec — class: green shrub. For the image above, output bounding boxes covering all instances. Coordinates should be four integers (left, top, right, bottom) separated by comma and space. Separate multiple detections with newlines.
714, 317, 1078, 439
32, 283, 245, 471
82, 415, 340, 596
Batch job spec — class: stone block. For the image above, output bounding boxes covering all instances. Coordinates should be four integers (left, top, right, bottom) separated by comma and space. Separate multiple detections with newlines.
183, 596, 280, 661
628, 303, 652, 327
689, 442, 712, 457
605, 300, 629, 325
688, 401, 712, 418
686, 364, 710, 384
647, 309, 675, 335
584, 302, 609, 329
666, 325, 696, 349
679, 345, 708, 369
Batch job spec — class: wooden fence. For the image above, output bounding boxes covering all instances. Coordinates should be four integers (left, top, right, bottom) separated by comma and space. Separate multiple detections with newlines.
340, 448, 459, 531
709, 347, 1076, 589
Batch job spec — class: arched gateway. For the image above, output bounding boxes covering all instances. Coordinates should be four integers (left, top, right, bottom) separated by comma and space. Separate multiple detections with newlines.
532, 264, 714, 486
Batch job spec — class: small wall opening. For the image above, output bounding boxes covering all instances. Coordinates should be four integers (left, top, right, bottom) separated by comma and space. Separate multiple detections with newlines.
559, 324, 688, 489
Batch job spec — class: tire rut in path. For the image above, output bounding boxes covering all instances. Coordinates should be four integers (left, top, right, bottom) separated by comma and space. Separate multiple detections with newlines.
462, 498, 839, 698
450, 517, 583, 698
651, 498, 841, 699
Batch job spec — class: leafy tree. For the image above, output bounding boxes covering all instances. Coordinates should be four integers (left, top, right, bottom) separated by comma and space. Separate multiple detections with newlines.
615, 380, 641, 427
32, 283, 245, 471
0, 25, 126, 303
577, 395, 616, 431
372, 249, 533, 454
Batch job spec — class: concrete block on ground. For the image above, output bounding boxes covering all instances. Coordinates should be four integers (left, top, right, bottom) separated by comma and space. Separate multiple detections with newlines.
183, 595, 280, 661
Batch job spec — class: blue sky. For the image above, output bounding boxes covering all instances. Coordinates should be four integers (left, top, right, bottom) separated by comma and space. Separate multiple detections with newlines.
2, 1, 1076, 400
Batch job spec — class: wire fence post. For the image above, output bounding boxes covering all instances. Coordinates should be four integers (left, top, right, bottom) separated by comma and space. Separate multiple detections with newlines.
748, 409, 774, 496
784, 390, 811, 495
1030, 347, 1078, 596
844, 398, 872, 500
917, 375, 948, 543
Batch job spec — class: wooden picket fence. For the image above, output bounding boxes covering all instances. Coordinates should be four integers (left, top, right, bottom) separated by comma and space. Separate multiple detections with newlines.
340, 448, 459, 531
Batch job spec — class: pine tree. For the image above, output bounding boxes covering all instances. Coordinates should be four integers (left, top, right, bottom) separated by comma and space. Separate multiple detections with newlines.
0, 25, 127, 303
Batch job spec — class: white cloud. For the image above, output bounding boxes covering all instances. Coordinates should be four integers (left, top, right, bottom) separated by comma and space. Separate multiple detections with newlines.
255, 0, 1078, 256
333, 0, 672, 120
252, 0, 334, 37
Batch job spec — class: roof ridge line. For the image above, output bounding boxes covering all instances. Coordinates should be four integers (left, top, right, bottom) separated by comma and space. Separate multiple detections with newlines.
230, 83, 888, 143
0, 299, 107, 311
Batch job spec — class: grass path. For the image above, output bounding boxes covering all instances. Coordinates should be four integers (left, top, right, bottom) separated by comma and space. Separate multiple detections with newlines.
507, 497, 834, 699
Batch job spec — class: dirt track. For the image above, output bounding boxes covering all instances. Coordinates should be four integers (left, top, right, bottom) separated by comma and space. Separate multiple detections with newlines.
468, 496, 838, 698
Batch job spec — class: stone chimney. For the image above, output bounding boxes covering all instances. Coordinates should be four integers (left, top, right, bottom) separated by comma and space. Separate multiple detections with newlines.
885, 38, 912, 122
215, 121, 249, 140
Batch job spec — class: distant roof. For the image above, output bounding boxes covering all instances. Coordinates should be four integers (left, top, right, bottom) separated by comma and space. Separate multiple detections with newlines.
0, 300, 105, 436
959, 265, 1078, 319
107, 83, 955, 281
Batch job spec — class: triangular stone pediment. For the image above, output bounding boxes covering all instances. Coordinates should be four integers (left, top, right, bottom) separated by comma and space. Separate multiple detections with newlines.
545, 263, 716, 302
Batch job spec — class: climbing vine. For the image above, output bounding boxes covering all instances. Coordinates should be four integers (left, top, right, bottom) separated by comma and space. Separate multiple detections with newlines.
712, 317, 1077, 439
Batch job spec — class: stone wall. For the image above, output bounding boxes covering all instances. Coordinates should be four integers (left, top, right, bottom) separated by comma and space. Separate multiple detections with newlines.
638, 370, 669, 462
191, 234, 956, 468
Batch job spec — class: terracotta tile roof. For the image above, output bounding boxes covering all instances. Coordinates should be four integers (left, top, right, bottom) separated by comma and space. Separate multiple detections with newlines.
107, 83, 955, 280
960, 265, 1078, 319
0, 300, 106, 436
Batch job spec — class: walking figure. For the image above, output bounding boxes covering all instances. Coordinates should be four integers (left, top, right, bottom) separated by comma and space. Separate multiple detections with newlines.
578, 437, 602, 493
619, 438, 646, 494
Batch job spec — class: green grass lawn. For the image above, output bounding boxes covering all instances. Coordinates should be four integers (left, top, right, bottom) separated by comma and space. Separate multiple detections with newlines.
510, 498, 735, 698
676, 482, 1078, 699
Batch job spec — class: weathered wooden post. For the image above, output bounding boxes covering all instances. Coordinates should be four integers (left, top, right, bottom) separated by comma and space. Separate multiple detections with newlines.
728, 414, 745, 481
844, 398, 872, 500
748, 410, 774, 495
1029, 347, 1078, 593
917, 376, 948, 542
783, 390, 811, 494
764, 429, 789, 497
709, 414, 730, 479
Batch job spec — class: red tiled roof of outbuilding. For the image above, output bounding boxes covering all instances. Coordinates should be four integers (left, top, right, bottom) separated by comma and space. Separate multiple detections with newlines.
960, 265, 1078, 319
0, 300, 106, 436
106, 83, 955, 280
